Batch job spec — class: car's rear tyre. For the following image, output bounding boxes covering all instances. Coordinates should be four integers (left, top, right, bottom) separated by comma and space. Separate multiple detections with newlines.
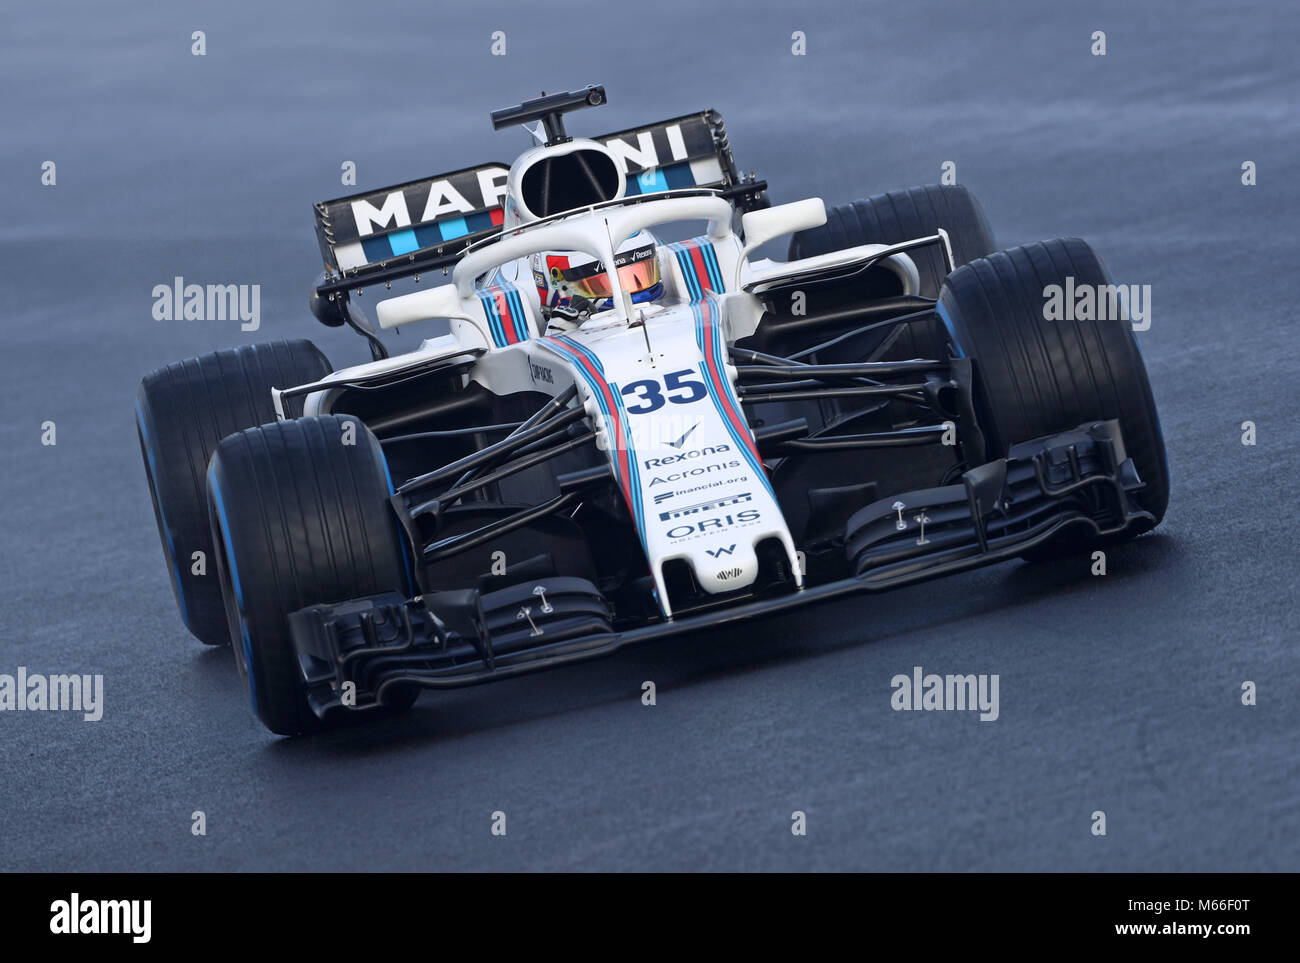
136, 340, 332, 645
788, 185, 996, 361
206, 415, 418, 735
937, 238, 1169, 553
790, 184, 996, 298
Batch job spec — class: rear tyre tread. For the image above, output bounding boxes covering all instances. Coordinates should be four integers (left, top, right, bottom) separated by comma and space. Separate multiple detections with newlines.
137, 340, 331, 645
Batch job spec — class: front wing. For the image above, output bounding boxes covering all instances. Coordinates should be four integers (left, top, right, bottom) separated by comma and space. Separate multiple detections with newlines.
288, 419, 1151, 721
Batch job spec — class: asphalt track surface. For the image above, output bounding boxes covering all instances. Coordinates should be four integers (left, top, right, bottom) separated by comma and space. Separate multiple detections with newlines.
2, 0, 1297, 871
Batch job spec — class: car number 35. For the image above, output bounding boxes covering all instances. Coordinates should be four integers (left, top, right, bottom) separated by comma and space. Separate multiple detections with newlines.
619, 368, 707, 414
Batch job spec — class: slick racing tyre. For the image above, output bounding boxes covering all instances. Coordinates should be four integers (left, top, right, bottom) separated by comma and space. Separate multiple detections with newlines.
788, 184, 996, 360
789, 184, 996, 298
136, 340, 332, 645
206, 415, 418, 736
936, 238, 1170, 554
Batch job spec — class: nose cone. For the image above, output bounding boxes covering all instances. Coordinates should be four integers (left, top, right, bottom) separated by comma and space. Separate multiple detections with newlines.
692, 541, 759, 594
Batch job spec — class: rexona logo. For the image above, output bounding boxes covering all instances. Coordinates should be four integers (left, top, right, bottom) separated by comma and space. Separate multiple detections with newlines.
667, 509, 761, 541
643, 445, 730, 469
50, 894, 151, 943
714, 567, 744, 581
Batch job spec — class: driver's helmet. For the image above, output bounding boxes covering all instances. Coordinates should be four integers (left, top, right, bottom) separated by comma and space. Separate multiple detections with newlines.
532, 230, 663, 323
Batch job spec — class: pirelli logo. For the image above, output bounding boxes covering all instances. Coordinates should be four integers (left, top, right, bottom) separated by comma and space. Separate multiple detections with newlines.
659, 491, 752, 522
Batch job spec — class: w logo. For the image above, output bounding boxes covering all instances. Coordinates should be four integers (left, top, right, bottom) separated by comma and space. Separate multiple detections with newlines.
706, 545, 736, 558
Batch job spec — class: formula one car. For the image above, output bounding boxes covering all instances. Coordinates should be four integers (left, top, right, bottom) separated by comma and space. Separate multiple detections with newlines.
137, 86, 1169, 734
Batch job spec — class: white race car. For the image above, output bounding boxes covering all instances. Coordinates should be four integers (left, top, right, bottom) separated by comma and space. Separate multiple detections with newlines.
137, 86, 1169, 734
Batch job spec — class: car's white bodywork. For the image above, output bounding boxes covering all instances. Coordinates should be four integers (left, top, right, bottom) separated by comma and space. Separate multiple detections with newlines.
284, 137, 922, 617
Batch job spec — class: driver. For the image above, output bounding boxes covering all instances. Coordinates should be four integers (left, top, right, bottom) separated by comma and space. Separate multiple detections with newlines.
533, 230, 664, 333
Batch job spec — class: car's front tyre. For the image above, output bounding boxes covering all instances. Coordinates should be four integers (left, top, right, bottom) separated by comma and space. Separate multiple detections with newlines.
207, 415, 417, 735
937, 238, 1170, 553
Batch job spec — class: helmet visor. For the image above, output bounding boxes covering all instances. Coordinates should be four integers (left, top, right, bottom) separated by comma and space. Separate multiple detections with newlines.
557, 243, 660, 299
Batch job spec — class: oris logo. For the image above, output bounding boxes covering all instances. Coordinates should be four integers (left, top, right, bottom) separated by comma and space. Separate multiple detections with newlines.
643, 444, 730, 469
666, 509, 761, 540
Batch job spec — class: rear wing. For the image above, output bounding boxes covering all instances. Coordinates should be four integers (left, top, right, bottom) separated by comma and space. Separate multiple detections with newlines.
312, 109, 767, 281
315, 161, 511, 274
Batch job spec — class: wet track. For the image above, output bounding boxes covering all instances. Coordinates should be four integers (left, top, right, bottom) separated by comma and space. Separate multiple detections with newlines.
1, 0, 1297, 870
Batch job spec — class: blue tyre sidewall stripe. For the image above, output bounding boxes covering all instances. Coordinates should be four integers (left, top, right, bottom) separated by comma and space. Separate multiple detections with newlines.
207, 469, 258, 710
934, 300, 966, 358
135, 398, 192, 631
380, 452, 417, 596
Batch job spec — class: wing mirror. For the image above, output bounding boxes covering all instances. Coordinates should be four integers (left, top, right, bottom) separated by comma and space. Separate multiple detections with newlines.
740, 198, 827, 259
375, 282, 476, 330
